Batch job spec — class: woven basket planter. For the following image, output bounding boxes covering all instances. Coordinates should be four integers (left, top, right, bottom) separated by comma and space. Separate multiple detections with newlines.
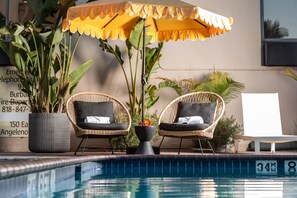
29, 113, 70, 153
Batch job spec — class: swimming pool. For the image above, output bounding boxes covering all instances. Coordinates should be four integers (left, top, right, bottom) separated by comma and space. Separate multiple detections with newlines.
1, 154, 297, 197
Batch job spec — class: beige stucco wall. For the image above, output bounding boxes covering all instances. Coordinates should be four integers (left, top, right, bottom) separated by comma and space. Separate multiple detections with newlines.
2, 0, 297, 152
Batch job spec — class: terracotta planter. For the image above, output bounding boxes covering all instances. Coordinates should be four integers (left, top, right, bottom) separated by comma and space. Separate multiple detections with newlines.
134, 126, 155, 155
29, 113, 70, 153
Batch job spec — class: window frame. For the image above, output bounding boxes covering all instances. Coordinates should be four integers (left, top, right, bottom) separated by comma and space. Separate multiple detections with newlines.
261, 0, 297, 66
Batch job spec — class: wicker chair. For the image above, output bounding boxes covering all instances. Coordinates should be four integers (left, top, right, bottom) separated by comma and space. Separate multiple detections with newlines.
66, 92, 131, 155
158, 92, 225, 154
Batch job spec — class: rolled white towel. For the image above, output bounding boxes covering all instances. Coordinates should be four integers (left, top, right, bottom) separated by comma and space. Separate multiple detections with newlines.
84, 116, 110, 124
177, 116, 204, 124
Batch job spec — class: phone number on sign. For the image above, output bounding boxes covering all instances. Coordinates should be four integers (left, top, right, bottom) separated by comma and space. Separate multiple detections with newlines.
2, 106, 29, 112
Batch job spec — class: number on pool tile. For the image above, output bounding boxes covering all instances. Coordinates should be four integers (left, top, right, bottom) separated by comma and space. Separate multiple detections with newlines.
285, 160, 297, 175
256, 160, 277, 175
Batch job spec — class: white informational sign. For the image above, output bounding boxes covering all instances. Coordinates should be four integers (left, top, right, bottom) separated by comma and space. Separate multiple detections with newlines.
0, 66, 30, 137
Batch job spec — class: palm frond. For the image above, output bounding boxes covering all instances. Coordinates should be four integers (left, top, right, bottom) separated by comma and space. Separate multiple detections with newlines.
194, 71, 245, 103
282, 68, 297, 81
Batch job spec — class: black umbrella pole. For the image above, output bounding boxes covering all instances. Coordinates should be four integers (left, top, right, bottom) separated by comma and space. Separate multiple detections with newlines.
141, 19, 146, 124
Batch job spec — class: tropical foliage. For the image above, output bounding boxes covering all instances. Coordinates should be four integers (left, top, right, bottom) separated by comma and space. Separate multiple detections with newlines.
0, 0, 92, 113
264, 19, 289, 39
158, 70, 245, 104
100, 20, 163, 118
100, 19, 163, 148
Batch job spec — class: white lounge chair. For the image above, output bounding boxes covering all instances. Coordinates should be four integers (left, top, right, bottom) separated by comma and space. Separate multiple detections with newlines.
235, 93, 297, 154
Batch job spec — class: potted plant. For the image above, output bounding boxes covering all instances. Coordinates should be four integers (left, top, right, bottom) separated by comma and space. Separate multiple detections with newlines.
210, 115, 242, 152
0, 0, 92, 152
134, 118, 155, 154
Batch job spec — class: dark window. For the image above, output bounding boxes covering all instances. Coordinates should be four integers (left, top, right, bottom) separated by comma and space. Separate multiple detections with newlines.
261, 0, 297, 66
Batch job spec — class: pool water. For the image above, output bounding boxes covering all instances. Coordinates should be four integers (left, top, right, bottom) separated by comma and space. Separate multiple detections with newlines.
56, 161, 297, 198
68, 175, 297, 198
2, 156, 297, 197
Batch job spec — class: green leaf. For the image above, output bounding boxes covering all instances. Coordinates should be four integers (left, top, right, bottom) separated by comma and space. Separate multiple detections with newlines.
11, 41, 29, 52
129, 19, 152, 50
145, 42, 163, 81
49, 76, 59, 88
69, 59, 92, 92
51, 27, 64, 45
28, 0, 59, 26
129, 20, 144, 50
0, 40, 9, 56
28, 0, 45, 16
9, 46, 27, 72
283, 68, 297, 81
13, 25, 25, 36
115, 45, 124, 65
193, 71, 245, 103
99, 39, 124, 65
18, 33, 31, 52
158, 79, 184, 96
49, 84, 58, 108
0, 26, 10, 35
125, 39, 133, 60
39, 30, 53, 44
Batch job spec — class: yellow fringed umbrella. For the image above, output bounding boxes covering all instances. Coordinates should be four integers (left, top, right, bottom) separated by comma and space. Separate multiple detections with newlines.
63, 0, 232, 42
62, 0, 233, 123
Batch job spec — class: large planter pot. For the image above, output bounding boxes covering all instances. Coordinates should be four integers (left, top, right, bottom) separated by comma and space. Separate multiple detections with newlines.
135, 126, 155, 155
29, 113, 70, 153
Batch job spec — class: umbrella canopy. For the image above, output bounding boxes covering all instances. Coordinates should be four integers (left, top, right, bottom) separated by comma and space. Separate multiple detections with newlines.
62, 0, 233, 42
62, 0, 233, 124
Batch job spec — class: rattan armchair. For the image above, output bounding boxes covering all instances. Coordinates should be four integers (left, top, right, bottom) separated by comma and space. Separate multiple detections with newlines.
66, 92, 131, 155
158, 92, 225, 154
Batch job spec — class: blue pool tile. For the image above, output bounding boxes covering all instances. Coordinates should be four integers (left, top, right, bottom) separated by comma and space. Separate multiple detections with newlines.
132, 159, 140, 169
177, 161, 186, 175
248, 160, 256, 174
278, 159, 285, 175
162, 164, 170, 175
170, 159, 178, 168
240, 160, 248, 175
232, 160, 241, 174
209, 159, 217, 169
185, 160, 194, 175
162, 159, 170, 168
217, 159, 225, 175
154, 159, 161, 168
105, 160, 112, 169
202, 160, 210, 174
225, 160, 234, 175
147, 158, 156, 169
139, 159, 147, 168
118, 159, 125, 170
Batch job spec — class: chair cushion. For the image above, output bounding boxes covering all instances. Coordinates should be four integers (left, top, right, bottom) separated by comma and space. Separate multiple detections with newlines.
159, 122, 210, 131
74, 101, 114, 123
78, 122, 128, 130
174, 101, 216, 124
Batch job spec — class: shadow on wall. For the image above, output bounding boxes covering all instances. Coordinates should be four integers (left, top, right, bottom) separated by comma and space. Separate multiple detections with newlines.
75, 36, 129, 86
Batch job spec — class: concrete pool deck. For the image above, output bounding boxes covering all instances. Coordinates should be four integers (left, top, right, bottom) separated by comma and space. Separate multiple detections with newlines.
1, 151, 297, 179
